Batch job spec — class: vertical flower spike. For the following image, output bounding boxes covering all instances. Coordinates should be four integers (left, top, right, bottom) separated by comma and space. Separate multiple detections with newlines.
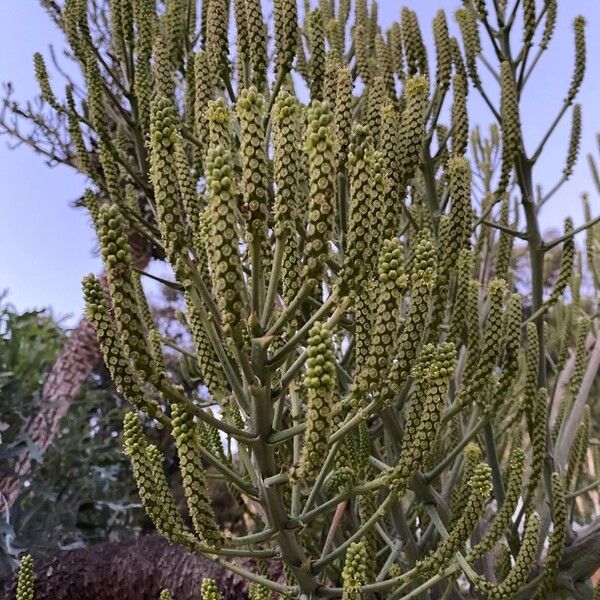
522, 0, 536, 47
525, 388, 549, 506
132, 0, 154, 135
308, 9, 326, 101
205, 146, 248, 338
15, 554, 34, 600
451, 441, 482, 515
34, 53, 59, 109
457, 279, 506, 409
388, 342, 456, 492
183, 292, 228, 399
148, 96, 187, 263
469, 448, 525, 560
193, 51, 217, 163
66, 87, 93, 176
153, 34, 176, 99
498, 61, 522, 192
388, 22, 404, 79
378, 104, 402, 237
563, 104, 582, 179
246, 0, 268, 89
96, 206, 161, 384
339, 126, 374, 292
540, 0, 558, 49
524, 321, 539, 430
420, 463, 492, 575
430, 156, 472, 333
570, 317, 589, 395
381, 237, 437, 406
356, 239, 408, 394
364, 76, 387, 144
451, 74, 468, 156
341, 542, 368, 600
236, 87, 270, 259
303, 100, 336, 283
322, 56, 341, 110
206, 98, 233, 151
492, 292, 523, 411
234, 0, 249, 86
455, 7, 481, 86
448, 249, 473, 344
401, 8, 428, 77
205, 0, 230, 77
273, 92, 304, 305
123, 412, 192, 547
546, 218, 575, 307
353, 22, 372, 86
433, 10, 452, 93
397, 75, 429, 187
375, 33, 396, 101
495, 197, 513, 281
83, 275, 159, 417
532, 473, 567, 600
295, 322, 336, 481
566, 406, 590, 489
171, 402, 223, 549
472, 513, 541, 599
201, 578, 223, 600
334, 67, 353, 170
566, 16, 586, 104
274, 0, 298, 76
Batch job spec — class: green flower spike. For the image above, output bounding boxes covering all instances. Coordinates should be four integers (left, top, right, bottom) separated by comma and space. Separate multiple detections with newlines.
205, 0, 230, 77
455, 7, 481, 85
472, 513, 541, 599
274, 0, 299, 76
95, 206, 161, 385
148, 96, 188, 263
237, 86, 270, 256
333, 66, 353, 170
159, 590, 172, 600
546, 218, 575, 307
388, 342, 455, 493
468, 448, 525, 559
171, 402, 223, 549
451, 441, 482, 515
397, 75, 429, 187
201, 577, 223, 600
375, 33, 396, 100
303, 100, 336, 283
532, 473, 567, 600
273, 92, 304, 306
123, 412, 192, 547
15, 554, 34, 600
420, 462, 492, 575
566, 16, 586, 104
295, 322, 336, 481
308, 9, 326, 100
364, 76, 387, 144
206, 98, 233, 152
498, 61, 522, 192
448, 249, 473, 344
356, 239, 407, 395
451, 74, 468, 156
82, 275, 159, 417
564, 104, 582, 179
34, 53, 59, 110
388, 22, 404, 79
433, 10, 452, 93
205, 145, 248, 338
401, 7, 428, 77
379, 236, 437, 407
341, 541, 368, 600
246, 0, 268, 89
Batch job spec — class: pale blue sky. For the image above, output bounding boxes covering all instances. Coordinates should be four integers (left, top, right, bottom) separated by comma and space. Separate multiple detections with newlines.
0, 1, 598, 323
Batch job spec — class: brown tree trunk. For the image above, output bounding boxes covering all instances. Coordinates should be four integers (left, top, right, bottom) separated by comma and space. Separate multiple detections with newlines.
0, 535, 268, 600
0, 233, 150, 508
